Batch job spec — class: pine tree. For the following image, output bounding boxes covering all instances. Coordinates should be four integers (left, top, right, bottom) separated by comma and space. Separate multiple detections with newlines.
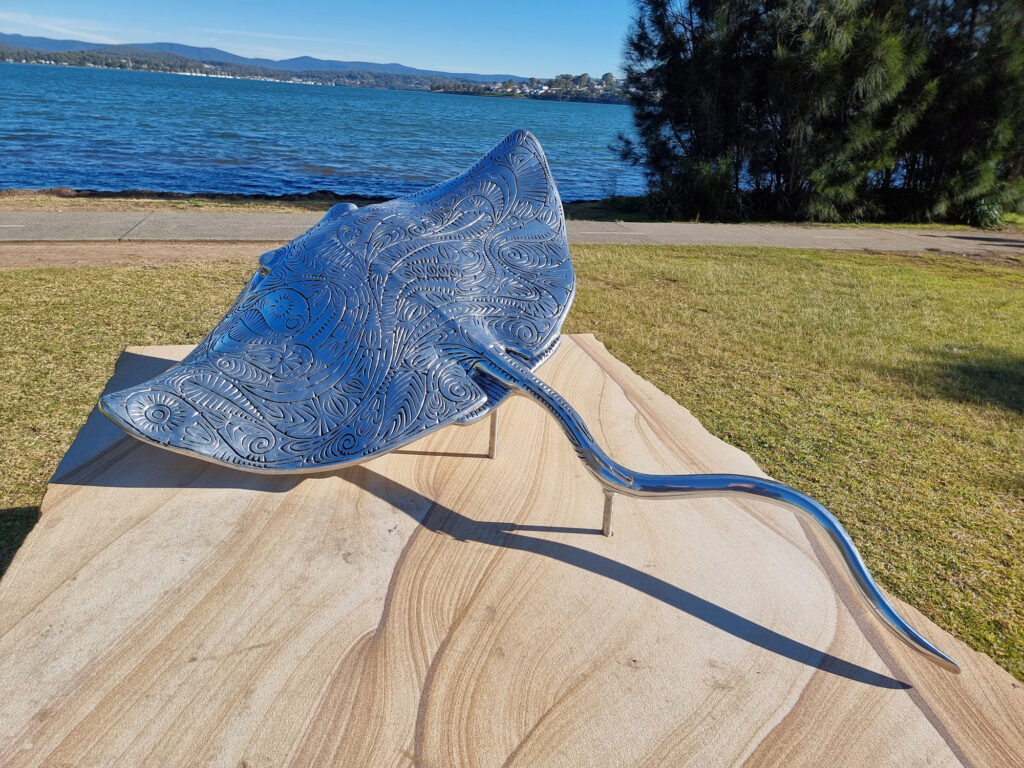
757, 0, 926, 220
618, 0, 759, 219
618, 1, 930, 221
883, 0, 1024, 225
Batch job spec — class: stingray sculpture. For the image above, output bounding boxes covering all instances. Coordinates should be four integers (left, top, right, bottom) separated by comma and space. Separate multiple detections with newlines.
100, 129, 958, 673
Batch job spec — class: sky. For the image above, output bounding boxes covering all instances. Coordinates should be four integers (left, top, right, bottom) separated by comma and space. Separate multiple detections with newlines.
0, 1, 636, 78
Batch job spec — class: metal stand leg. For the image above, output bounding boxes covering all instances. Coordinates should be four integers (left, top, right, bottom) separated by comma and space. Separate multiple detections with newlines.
602, 490, 615, 536
487, 409, 499, 459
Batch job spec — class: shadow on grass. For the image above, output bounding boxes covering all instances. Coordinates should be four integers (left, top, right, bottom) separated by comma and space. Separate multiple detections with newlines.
563, 196, 650, 222
932, 233, 1024, 247
887, 347, 1024, 415
0, 506, 40, 578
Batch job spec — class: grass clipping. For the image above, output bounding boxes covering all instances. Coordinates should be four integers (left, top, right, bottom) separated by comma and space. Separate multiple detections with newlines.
0, 244, 1022, 681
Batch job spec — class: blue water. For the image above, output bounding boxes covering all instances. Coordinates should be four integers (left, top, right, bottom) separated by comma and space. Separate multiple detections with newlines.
0, 63, 644, 200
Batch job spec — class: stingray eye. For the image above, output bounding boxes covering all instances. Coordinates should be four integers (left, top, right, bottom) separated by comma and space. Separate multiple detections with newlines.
324, 202, 358, 222
259, 287, 311, 334
259, 247, 286, 276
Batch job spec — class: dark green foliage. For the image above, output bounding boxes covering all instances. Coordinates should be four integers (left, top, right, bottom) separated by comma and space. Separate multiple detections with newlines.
620, 0, 1024, 224
0, 43, 209, 74
878, 1, 1024, 225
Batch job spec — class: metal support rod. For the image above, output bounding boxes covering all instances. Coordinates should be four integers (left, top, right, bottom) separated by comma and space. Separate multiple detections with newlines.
487, 409, 499, 459
602, 490, 615, 537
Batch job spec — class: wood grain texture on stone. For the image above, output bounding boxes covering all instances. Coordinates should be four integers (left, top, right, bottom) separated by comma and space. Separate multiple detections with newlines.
1, 335, 1021, 768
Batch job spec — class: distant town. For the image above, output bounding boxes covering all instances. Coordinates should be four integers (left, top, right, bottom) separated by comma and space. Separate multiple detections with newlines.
0, 33, 628, 105
430, 74, 625, 104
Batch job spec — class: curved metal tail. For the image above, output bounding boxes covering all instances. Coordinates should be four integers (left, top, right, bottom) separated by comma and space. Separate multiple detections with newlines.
476, 345, 959, 674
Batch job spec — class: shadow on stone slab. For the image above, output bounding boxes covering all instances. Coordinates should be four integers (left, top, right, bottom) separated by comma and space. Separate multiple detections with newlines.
0, 506, 41, 579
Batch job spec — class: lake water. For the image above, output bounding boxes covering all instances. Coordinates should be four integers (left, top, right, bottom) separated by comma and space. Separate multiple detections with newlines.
0, 63, 645, 201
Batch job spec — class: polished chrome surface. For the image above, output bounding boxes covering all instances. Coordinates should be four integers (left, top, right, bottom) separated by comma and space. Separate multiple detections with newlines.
487, 409, 500, 460
101, 129, 574, 471
101, 129, 958, 673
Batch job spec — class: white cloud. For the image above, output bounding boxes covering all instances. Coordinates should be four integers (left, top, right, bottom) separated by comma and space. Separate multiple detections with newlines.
0, 13, 369, 61
0, 11, 130, 44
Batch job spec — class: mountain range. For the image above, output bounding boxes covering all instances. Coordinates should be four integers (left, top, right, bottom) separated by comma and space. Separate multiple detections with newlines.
0, 32, 529, 83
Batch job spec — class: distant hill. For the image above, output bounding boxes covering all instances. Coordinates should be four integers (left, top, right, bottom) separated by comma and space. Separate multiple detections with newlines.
0, 32, 109, 53
0, 32, 529, 83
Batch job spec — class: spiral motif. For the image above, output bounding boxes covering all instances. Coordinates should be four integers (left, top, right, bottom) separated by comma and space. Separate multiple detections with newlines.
439, 369, 471, 401
237, 425, 276, 456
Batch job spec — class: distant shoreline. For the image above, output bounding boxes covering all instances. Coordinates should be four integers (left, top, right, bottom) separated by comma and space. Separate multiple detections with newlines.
426, 87, 628, 106
0, 59, 628, 106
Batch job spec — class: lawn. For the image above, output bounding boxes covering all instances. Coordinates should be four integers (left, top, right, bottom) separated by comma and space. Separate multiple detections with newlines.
1, 244, 1021, 680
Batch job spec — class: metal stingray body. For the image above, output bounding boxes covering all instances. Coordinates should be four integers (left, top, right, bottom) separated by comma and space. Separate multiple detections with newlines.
101, 130, 573, 471
100, 130, 960, 674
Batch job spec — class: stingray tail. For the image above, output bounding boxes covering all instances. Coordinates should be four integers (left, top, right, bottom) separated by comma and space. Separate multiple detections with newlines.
475, 344, 960, 674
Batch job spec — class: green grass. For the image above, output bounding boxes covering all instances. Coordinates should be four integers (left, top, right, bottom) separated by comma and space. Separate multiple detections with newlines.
1003, 211, 1024, 230
1, 245, 1022, 680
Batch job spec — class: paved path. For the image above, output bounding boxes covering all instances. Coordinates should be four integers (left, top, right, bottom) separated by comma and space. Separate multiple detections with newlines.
2, 210, 1023, 257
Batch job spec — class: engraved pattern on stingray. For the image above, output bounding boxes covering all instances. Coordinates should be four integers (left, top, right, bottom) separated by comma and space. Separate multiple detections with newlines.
101, 130, 575, 471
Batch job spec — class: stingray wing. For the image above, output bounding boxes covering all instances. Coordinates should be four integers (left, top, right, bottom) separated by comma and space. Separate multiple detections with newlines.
100, 130, 573, 472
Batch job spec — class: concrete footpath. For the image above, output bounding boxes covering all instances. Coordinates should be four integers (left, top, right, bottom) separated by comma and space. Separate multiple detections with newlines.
1, 210, 1023, 257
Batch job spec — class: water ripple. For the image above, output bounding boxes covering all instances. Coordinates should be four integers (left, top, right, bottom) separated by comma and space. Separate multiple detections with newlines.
0, 63, 645, 200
